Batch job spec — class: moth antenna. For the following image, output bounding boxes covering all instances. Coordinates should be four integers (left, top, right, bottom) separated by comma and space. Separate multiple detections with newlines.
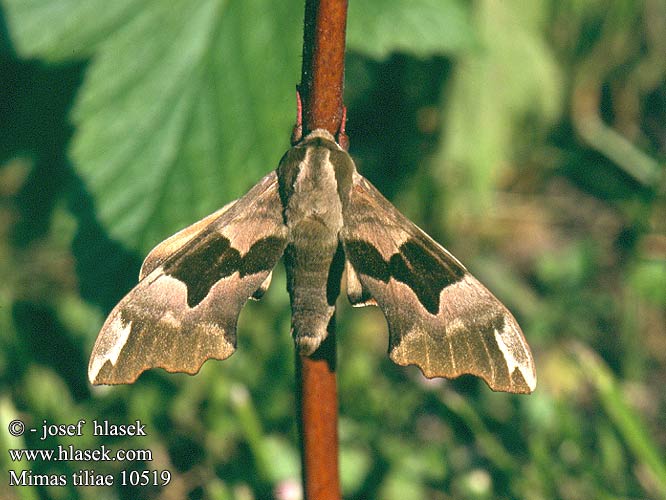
291, 86, 304, 145
337, 105, 349, 151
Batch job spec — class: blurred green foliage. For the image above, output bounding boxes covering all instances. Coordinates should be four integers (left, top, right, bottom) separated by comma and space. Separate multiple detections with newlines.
1, 1, 665, 499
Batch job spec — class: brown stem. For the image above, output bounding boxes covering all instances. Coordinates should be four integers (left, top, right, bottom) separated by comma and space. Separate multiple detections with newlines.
296, 320, 340, 500
299, 0, 348, 135
296, 1, 348, 499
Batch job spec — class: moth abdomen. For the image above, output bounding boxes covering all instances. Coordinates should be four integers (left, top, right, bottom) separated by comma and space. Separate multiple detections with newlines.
284, 234, 342, 355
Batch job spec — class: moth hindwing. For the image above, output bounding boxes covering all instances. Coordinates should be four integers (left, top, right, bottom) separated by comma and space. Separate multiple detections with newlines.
89, 129, 536, 393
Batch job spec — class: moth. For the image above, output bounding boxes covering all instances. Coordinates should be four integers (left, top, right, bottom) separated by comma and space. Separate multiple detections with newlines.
89, 104, 536, 394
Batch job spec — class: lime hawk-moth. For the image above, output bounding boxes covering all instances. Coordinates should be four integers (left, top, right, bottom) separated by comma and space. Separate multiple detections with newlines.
89, 105, 536, 394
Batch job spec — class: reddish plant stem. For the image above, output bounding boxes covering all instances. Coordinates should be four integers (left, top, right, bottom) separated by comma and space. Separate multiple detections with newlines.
296, 1, 348, 500
299, 0, 348, 135
296, 320, 340, 500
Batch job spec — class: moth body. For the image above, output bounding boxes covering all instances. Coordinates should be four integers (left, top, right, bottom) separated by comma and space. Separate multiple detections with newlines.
278, 131, 353, 354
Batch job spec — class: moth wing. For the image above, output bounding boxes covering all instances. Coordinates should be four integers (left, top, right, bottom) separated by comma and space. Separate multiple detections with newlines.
89, 171, 288, 385
139, 200, 237, 280
341, 173, 536, 393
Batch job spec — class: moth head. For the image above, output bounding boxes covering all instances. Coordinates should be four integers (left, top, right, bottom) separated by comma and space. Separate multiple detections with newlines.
278, 129, 357, 208
299, 129, 340, 149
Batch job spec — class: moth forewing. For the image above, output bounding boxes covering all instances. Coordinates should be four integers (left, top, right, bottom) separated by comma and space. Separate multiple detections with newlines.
386, 273, 536, 394
88, 172, 288, 385
340, 171, 536, 394
88, 270, 239, 385
139, 201, 238, 280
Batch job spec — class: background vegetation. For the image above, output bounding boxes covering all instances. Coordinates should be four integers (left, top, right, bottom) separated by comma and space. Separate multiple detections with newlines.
1, 0, 665, 499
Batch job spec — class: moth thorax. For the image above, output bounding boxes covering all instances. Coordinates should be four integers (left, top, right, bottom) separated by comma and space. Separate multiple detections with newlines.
285, 149, 344, 232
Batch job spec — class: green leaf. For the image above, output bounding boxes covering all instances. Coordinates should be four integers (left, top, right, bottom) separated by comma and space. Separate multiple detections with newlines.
347, 0, 475, 59
4, 0, 303, 254
75, 0, 305, 254
2, 0, 139, 60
